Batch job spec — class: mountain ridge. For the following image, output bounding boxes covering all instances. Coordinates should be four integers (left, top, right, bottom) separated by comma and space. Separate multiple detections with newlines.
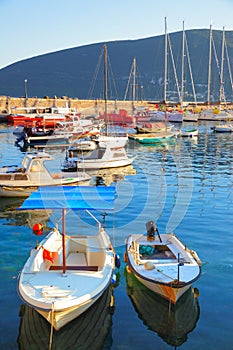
0, 29, 233, 102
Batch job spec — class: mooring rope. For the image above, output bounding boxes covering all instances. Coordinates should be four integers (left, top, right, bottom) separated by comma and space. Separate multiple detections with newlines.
48, 301, 54, 350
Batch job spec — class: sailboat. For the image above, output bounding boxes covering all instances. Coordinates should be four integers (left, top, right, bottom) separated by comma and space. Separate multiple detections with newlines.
62, 45, 135, 171
200, 25, 233, 121
17, 186, 118, 330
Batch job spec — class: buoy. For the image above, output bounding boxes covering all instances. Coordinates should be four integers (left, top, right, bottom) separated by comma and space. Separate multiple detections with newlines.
32, 223, 43, 236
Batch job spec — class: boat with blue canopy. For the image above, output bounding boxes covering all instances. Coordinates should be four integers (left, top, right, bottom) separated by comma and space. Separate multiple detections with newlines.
17, 185, 118, 330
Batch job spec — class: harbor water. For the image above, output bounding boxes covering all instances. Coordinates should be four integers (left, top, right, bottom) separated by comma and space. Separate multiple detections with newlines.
0, 122, 232, 349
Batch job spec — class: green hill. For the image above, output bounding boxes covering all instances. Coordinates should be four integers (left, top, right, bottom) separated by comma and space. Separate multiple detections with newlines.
0, 29, 233, 102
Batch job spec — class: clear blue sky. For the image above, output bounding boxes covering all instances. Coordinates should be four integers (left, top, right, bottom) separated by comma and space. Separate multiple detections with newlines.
1, 0, 233, 69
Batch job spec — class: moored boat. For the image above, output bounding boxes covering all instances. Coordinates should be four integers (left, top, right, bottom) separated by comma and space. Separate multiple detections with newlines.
129, 131, 178, 144
212, 123, 233, 132
0, 152, 90, 197
181, 128, 198, 137
62, 135, 135, 171
125, 268, 200, 347
17, 186, 118, 330
18, 284, 114, 349
125, 221, 201, 304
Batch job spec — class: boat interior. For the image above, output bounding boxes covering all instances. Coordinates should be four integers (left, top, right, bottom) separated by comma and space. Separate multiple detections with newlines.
28, 232, 107, 273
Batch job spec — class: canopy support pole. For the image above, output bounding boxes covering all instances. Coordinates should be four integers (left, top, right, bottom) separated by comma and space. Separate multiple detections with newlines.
62, 208, 67, 274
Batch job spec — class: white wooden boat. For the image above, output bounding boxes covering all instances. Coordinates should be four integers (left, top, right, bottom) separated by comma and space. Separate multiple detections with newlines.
13, 125, 71, 146
17, 284, 114, 348
128, 131, 178, 144
17, 186, 117, 330
212, 123, 233, 133
125, 268, 200, 347
125, 221, 201, 304
0, 152, 90, 197
181, 128, 198, 137
135, 122, 174, 134
62, 135, 135, 171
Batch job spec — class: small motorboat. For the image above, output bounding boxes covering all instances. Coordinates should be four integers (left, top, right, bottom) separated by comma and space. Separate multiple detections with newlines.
128, 131, 178, 144
180, 128, 198, 137
212, 123, 233, 133
125, 221, 201, 304
13, 125, 71, 147
61, 135, 135, 171
17, 186, 118, 330
0, 152, 90, 197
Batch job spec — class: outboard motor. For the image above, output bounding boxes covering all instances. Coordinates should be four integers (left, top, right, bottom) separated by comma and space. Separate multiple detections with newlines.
146, 220, 162, 242
146, 221, 156, 241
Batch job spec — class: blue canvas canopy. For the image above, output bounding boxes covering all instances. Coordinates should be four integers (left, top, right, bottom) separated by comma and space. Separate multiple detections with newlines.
17, 186, 116, 210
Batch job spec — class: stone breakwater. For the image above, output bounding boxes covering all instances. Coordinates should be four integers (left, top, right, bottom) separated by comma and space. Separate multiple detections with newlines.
1, 95, 233, 115
0, 96, 148, 115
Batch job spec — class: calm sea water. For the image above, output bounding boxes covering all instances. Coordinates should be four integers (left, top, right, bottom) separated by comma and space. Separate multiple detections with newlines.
0, 122, 232, 350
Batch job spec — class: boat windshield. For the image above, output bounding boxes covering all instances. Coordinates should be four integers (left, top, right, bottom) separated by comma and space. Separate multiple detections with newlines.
22, 157, 30, 169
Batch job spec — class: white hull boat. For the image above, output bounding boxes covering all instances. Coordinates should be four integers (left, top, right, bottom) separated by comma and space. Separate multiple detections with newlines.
0, 152, 90, 197
18, 285, 114, 349
62, 135, 135, 171
125, 221, 201, 304
17, 186, 117, 330
212, 123, 233, 133
181, 128, 198, 137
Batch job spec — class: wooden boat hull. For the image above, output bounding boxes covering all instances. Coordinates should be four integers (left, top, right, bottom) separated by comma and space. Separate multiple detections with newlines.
125, 232, 201, 304
125, 268, 200, 347
181, 129, 198, 137
76, 157, 135, 170
17, 285, 114, 349
213, 124, 233, 132
0, 152, 90, 197
129, 132, 177, 144
18, 224, 116, 330
35, 284, 110, 330
130, 272, 190, 303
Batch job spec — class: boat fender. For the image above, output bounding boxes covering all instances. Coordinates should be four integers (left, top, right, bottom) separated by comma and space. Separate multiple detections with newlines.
115, 254, 121, 268
32, 223, 43, 236
111, 273, 117, 284
144, 261, 155, 270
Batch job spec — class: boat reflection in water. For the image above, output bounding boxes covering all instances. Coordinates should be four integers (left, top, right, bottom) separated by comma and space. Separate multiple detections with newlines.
0, 196, 51, 230
91, 164, 136, 186
125, 267, 200, 347
17, 284, 115, 350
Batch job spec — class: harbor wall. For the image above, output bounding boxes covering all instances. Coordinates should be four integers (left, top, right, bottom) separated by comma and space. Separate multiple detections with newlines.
1, 95, 233, 114
0, 96, 148, 114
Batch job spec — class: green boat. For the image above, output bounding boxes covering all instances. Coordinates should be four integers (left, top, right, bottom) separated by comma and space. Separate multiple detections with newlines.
129, 131, 178, 144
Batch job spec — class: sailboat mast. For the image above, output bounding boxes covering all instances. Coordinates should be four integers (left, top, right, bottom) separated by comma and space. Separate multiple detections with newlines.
132, 57, 136, 109
181, 21, 185, 109
220, 27, 225, 105
103, 44, 108, 116
207, 24, 212, 105
164, 17, 168, 104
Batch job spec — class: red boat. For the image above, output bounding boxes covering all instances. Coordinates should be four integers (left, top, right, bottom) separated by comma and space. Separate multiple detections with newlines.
99, 109, 136, 126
